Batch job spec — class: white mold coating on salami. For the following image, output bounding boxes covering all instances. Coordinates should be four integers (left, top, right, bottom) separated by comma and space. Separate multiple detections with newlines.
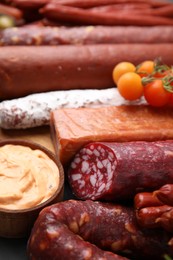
0, 88, 145, 129
68, 140, 173, 201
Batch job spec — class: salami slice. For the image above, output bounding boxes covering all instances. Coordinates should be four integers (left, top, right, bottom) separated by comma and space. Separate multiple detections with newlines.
27, 200, 173, 260
68, 140, 173, 201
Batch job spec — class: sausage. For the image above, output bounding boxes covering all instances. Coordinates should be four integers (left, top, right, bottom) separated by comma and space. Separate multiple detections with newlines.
0, 3, 23, 20
47, 0, 172, 9
134, 192, 163, 210
68, 141, 173, 201
157, 208, 173, 233
2, 25, 173, 46
154, 184, 173, 206
136, 205, 173, 229
0, 44, 172, 99
40, 3, 173, 26
10, 0, 49, 9
134, 188, 173, 233
0, 88, 146, 129
27, 200, 173, 260
1, 44, 173, 100
51, 105, 173, 166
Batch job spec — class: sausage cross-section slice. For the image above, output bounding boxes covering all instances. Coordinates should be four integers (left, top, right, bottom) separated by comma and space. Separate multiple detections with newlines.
68, 141, 173, 201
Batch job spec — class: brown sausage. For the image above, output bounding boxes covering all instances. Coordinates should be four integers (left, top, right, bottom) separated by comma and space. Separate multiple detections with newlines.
2, 25, 173, 46
50, 0, 172, 9
40, 3, 173, 26
0, 3, 23, 20
27, 200, 173, 260
1, 44, 173, 100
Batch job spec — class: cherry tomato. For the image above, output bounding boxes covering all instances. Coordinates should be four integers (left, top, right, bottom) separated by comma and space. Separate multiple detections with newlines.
136, 60, 155, 78
112, 62, 136, 84
144, 79, 171, 107
117, 72, 143, 101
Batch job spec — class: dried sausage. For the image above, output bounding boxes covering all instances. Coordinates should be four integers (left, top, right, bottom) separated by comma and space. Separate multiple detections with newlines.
27, 200, 173, 260
2, 25, 173, 46
0, 88, 145, 129
1, 44, 173, 100
40, 3, 173, 26
68, 141, 173, 201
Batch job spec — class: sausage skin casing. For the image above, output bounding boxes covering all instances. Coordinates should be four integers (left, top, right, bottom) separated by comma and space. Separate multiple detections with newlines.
1, 44, 173, 99
68, 141, 173, 201
27, 200, 173, 260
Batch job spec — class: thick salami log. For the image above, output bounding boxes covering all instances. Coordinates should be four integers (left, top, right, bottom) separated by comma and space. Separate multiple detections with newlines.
0, 88, 146, 129
68, 141, 173, 201
1, 25, 173, 46
51, 105, 173, 166
1, 44, 173, 100
27, 200, 173, 260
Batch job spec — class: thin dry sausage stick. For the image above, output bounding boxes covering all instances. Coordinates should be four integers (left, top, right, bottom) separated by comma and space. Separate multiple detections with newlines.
68, 141, 173, 201
40, 3, 173, 26
134, 192, 163, 210
51, 0, 171, 8
27, 200, 173, 260
1, 44, 173, 100
2, 25, 173, 46
0, 3, 23, 19
9, 0, 49, 9
136, 205, 173, 229
154, 184, 173, 206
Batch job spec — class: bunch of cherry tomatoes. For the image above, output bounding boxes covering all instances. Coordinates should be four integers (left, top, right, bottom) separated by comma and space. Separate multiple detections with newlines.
112, 59, 173, 107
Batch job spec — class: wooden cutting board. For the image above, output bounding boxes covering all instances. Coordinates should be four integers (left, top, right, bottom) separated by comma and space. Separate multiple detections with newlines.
0, 126, 55, 153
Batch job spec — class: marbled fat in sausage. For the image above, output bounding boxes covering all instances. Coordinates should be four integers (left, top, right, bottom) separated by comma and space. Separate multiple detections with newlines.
68, 141, 173, 201
27, 200, 173, 260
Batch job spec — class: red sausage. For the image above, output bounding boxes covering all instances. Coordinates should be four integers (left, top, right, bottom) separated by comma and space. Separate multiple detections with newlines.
157, 208, 173, 232
68, 141, 173, 201
134, 192, 163, 210
1, 44, 173, 100
40, 3, 173, 26
154, 184, 173, 206
27, 200, 173, 260
2, 25, 173, 46
136, 205, 173, 228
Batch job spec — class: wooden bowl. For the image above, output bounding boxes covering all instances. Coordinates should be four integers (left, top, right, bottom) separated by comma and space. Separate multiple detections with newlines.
0, 139, 64, 238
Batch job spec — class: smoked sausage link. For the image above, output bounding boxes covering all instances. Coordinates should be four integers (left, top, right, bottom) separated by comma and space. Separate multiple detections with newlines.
68, 141, 173, 201
27, 200, 173, 260
1, 44, 173, 100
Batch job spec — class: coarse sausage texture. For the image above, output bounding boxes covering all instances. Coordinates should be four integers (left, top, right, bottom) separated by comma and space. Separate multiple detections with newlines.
27, 200, 173, 260
1, 44, 173, 99
68, 141, 173, 201
1, 25, 173, 46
